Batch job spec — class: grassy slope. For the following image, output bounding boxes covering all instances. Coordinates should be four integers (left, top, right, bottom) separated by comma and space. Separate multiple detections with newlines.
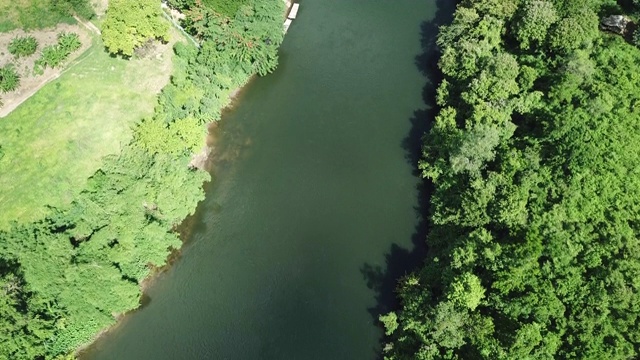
0, 36, 175, 229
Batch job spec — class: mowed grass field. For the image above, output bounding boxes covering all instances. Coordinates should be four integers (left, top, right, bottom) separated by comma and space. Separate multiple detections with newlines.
0, 35, 176, 229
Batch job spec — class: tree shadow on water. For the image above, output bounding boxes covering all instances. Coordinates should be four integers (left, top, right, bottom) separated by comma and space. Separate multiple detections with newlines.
360, 0, 456, 358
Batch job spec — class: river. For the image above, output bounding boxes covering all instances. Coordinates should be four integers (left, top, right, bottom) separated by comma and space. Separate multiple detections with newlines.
82, 0, 451, 358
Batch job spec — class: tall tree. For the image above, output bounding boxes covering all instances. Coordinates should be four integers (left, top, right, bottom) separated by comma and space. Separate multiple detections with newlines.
102, 0, 169, 56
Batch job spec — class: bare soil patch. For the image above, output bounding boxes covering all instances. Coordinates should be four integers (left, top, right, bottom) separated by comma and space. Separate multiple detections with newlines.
0, 23, 92, 117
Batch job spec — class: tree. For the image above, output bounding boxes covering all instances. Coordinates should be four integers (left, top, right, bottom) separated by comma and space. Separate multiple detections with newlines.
102, 0, 169, 56
514, 0, 558, 49
385, 0, 640, 359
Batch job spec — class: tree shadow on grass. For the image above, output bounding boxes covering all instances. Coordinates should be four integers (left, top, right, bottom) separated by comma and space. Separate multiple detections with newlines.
359, 0, 456, 358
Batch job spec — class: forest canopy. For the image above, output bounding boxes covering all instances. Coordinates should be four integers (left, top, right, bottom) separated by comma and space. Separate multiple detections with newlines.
382, 0, 640, 359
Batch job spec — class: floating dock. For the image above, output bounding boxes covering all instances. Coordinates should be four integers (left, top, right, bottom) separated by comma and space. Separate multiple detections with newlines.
288, 3, 300, 19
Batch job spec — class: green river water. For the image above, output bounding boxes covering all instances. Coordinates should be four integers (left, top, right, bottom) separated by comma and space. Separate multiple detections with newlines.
83, 0, 452, 358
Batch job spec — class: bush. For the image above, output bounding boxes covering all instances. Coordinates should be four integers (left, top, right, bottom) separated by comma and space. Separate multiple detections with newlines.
8, 36, 38, 58
0, 65, 20, 93
57, 32, 81, 53
34, 32, 81, 74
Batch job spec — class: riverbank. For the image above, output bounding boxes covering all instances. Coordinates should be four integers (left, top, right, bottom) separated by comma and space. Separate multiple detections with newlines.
0, 1, 288, 359
79, 1, 293, 355
75, 70, 258, 358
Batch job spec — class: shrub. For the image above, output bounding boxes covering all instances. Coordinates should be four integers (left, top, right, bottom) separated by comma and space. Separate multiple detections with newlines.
57, 32, 81, 53
34, 32, 81, 74
8, 36, 38, 58
0, 65, 20, 93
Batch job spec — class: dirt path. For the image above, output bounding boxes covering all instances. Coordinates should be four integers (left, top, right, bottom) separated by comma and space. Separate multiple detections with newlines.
74, 15, 101, 35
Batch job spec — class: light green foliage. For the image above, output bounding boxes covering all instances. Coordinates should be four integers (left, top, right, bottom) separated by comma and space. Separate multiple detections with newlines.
447, 273, 485, 310
8, 35, 37, 58
160, 0, 284, 123
0, 65, 19, 92
102, 0, 170, 56
133, 116, 206, 155
385, 0, 640, 359
379, 312, 399, 336
548, 7, 598, 52
0, 0, 283, 357
514, 0, 558, 49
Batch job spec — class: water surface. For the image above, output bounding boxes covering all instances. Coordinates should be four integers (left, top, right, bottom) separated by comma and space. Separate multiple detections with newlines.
84, 0, 449, 358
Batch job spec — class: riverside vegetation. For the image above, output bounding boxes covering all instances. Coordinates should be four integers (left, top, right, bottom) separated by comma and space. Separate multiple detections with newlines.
0, 0, 284, 358
381, 0, 640, 359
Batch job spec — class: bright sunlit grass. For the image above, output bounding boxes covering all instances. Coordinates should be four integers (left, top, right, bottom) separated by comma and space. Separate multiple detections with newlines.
0, 35, 175, 229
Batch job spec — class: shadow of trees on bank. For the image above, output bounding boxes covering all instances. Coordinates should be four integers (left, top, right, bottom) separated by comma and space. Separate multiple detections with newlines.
359, 0, 456, 358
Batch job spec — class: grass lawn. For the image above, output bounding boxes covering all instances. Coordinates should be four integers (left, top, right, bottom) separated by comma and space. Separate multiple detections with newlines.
0, 35, 176, 229
0, 0, 77, 32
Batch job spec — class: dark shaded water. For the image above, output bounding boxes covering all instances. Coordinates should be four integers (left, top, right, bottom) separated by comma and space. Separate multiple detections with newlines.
84, 0, 452, 358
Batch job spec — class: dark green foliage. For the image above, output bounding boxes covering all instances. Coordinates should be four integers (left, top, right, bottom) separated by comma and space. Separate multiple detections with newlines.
0, 0, 93, 32
203, 0, 250, 17
0, 0, 284, 358
633, 28, 640, 47
0, 65, 19, 93
156, 0, 285, 123
49, 0, 95, 19
167, 0, 250, 17
384, 1, 640, 359
34, 32, 81, 73
8, 36, 38, 58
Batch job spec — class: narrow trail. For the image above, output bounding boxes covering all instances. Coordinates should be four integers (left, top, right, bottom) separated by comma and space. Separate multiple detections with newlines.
160, 9, 200, 48
74, 16, 101, 35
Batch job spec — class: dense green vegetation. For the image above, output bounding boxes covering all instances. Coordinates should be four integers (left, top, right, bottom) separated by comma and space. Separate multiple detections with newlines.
0, 0, 93, 32
382, 0, 640, 359
8, 35, 38, 58
0, 0, 284, 358
0, 65, 19, 93
102, 0, 169, 57
168, 0, 250, 17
